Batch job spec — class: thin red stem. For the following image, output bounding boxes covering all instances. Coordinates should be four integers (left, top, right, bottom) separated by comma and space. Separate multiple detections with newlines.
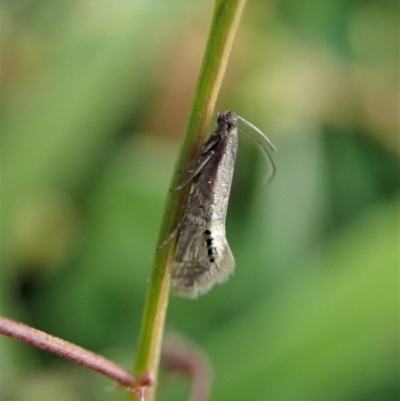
0, 316, 152, 393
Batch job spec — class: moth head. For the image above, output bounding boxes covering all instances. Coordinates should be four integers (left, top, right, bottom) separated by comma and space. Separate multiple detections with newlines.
216, 110, 237, 132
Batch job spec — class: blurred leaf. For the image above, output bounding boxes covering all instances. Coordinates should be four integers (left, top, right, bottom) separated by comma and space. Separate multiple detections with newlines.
1, 1, 181, 265
207, 197, 398, 401
29, 136, 176, 349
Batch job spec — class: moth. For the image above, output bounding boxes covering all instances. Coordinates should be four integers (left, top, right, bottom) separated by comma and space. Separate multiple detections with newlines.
159, 111, 276, 298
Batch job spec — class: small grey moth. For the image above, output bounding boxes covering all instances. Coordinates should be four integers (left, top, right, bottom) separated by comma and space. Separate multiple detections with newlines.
159, 111, 276, 298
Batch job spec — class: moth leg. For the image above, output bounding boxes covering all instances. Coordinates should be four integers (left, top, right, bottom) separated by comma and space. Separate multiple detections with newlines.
171, 151, 215, 192
177, 135, 219, 174
156, 219, 184, 251
177, 157, 196, 173
201, 135, 220, 155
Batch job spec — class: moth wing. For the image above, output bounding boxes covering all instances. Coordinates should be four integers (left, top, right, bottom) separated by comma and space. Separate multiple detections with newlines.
172, 227, 235, 298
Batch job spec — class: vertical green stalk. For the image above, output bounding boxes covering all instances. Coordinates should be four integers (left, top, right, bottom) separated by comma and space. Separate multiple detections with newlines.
131, 1, 247, 400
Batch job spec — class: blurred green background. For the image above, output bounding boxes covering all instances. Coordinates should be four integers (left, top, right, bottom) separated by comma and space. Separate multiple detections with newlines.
1, 0, 398, 400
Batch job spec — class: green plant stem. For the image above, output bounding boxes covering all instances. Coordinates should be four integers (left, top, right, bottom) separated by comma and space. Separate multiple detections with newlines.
131, 1, 247, 400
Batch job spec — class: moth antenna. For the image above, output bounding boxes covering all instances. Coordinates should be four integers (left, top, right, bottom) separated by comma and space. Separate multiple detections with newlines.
242, 131, 276, 181
236, 115, 277, 181
236, 115, 277, 151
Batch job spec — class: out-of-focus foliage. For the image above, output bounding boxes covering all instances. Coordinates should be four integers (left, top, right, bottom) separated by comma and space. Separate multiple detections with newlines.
0, 1, 398, 401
